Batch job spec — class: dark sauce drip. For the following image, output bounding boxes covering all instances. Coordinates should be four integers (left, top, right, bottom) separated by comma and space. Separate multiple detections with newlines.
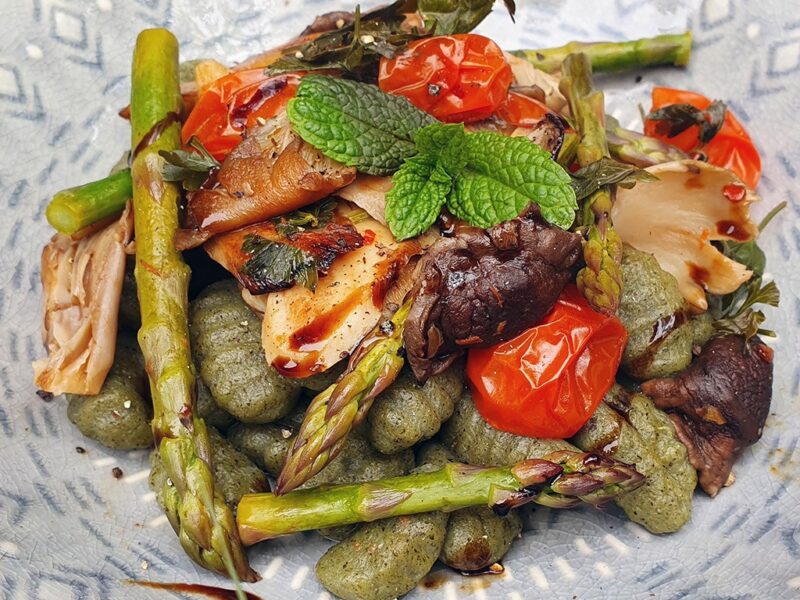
629, 308, 690, 375
131, 111, 181, 162
272, 353, 323, 378
131, 581, 262, 600
230, 77, 289, 129
492, 481, 551, 516
688, 262, 711, 291
716, 219, 751, 241
289, 290, 365, 352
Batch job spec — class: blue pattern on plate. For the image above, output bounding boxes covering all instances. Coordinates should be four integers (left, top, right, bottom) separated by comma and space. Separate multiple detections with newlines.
0, 0, 798, 598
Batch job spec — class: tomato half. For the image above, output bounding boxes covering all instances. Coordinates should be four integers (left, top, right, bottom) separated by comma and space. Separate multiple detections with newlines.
494, 91, 552, 127
182, 70, 300, 161
378, 34, 512, 123
466, 286, 627, 439
644, 86, 761, 189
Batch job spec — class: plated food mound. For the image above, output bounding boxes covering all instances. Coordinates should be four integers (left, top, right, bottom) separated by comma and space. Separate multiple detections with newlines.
34, 1, 780, 598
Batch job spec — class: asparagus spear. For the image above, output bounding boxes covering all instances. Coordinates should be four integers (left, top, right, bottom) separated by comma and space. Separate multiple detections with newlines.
46, 169, 132, 235
130, 28, 256, 583
276, 300, 411, 494
239, 451, 644, 544
605, 115, 689, 167
560, 53, 623, 315
512, 32, 692, 74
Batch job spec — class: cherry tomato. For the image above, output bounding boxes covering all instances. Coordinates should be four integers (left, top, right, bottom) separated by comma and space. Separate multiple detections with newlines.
182, 70, 300, 161
378, 34, 513, 123
494, 91, 552, 127
644, 87, 761, 189
466, 286, 627, 439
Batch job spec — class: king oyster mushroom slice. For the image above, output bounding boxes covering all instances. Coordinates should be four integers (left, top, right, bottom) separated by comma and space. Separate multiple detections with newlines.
611, 159, 759, 312
243, 208, 431, 378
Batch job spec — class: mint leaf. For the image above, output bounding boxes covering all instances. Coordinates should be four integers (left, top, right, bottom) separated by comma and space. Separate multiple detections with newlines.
414, 123, 468, 173
386, 154, 452, 240
287, 75, 436, 175
445, 131, 577, 229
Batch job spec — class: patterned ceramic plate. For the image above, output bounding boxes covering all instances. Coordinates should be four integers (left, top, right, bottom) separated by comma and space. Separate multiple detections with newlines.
1, 0, 798, 598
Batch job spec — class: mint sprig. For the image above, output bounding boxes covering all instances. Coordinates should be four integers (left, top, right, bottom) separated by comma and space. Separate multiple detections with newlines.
387, 124, 577, 239
288, 76, 577, 239
287, 75, 435, 175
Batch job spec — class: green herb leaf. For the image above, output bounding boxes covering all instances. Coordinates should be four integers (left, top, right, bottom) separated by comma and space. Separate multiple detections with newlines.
721, 240, 766, 276
444, 130, 577, 229
718, 201, 786, 277
713, 309, 768, 341
647, 100, 727, 148
711, 278, 780, 341
270, 3, 428, 76
385, 154, 452, 239
417, 0, 515, 34
287, 75, 436, 175
160, 137, 220, 191
570, 156, 658, 201
273, 199, 337, 237
240, 234, 319, 292
269, 0, 513, 75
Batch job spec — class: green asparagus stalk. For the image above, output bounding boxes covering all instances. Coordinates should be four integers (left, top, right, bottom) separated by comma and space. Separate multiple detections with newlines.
560, 53, 623, 315
512, 32, 692, 74
239, 451, 644, 544
130, 29, 256, 584
605, 115, 689, 167
276, 300, 411, 495
46, 169, 132, 235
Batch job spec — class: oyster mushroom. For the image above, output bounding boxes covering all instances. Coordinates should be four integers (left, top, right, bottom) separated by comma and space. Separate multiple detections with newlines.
243, 210, 428, 378
611, 160, 758, 312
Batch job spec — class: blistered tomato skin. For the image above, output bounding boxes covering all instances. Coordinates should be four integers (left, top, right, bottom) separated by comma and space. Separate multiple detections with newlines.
181, 70, 299, 161
379, 34, 512, 123
644, 86, 761, 189
466, 286, 627, 439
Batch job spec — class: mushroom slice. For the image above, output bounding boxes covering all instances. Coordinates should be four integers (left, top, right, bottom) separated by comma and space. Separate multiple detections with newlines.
336, 175, 392, 225
247, 212, 426, 378
187, 112, 355, 236
204, 215, 363, 295
33, 206, 133, 395
611, 160, 759, 312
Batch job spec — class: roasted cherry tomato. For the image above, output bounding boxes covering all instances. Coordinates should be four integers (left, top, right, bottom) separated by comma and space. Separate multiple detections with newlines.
378, 34, 513, 123
182, 70, 300, 161
466, 286, 627, 439
494, 91, 552, 127
644, 87, 761, 189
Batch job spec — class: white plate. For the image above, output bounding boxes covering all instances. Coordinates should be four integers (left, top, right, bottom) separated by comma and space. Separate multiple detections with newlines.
0, 0, 798, 598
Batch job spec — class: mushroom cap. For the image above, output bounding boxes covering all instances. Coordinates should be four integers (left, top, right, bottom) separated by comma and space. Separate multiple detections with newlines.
612, 159, 759, 312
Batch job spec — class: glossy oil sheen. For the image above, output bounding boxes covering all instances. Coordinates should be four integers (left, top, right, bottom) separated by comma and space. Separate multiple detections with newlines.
1, 1, 799, 599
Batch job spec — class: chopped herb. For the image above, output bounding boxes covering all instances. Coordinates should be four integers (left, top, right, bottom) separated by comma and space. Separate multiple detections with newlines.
160, 136, 220, 191
570, 156, 658, 201
273, 199, 337, 237
240, 234, 319, 292
647, 100, 727, 148
712, 279, 779, 342
269, 0, 514, 76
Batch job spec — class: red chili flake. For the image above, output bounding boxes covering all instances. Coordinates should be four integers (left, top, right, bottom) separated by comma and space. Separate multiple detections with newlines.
722, 183, 746, 202
363, 229, 376, 245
